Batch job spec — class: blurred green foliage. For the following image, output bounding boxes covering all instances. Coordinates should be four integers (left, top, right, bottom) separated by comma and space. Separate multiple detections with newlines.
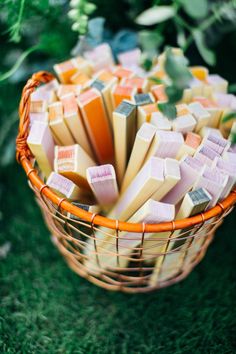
1, 0, 236, 67
1, 0, 236, 165
158, 48, 193, 119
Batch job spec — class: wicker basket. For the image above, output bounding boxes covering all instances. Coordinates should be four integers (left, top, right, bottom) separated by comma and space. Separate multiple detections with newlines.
16, 71, 236, 293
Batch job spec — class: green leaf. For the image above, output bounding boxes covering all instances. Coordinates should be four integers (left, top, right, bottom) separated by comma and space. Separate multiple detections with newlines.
158, 102, 177, 120
7, 0, 26, 43
176, 26, 187, 48
165, 86, 183, 104
138, 30, 164, 52
142, 58, 153, 71
228, 83, 236, 93
136, 6, 175, 26
0, 45, 38, 82
222, 112, 236, 123
180, 0, 208, 19
164, 47, 192, 89
193, 30, 216, 66
231, 132, 236, 145
156, 48, 192, 115
148, 77, 163, 85
87, 17, 105, 41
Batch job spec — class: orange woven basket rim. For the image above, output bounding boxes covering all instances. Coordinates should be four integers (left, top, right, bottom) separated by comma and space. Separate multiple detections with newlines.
16, 70, 236, 233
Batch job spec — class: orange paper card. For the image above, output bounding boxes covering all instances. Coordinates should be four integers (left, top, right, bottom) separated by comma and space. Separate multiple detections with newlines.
151, 85, 167, 102
137, 103, 158, 129
121, 77, 149, 93
77, 88, 114, 164
111, 85, 137, 109
70, 71, 91, 87
54, 59, 77, 84
112, 67, 134, 80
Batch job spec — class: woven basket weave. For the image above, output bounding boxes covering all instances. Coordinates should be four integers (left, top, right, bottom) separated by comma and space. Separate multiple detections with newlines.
16, 71, 236, 293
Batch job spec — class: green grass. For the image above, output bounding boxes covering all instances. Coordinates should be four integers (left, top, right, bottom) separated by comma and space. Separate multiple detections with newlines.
0, 162, 236, 354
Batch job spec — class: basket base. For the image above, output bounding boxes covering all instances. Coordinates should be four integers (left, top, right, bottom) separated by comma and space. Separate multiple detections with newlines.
50, 229, 215, 293
33, 186, 230, 293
